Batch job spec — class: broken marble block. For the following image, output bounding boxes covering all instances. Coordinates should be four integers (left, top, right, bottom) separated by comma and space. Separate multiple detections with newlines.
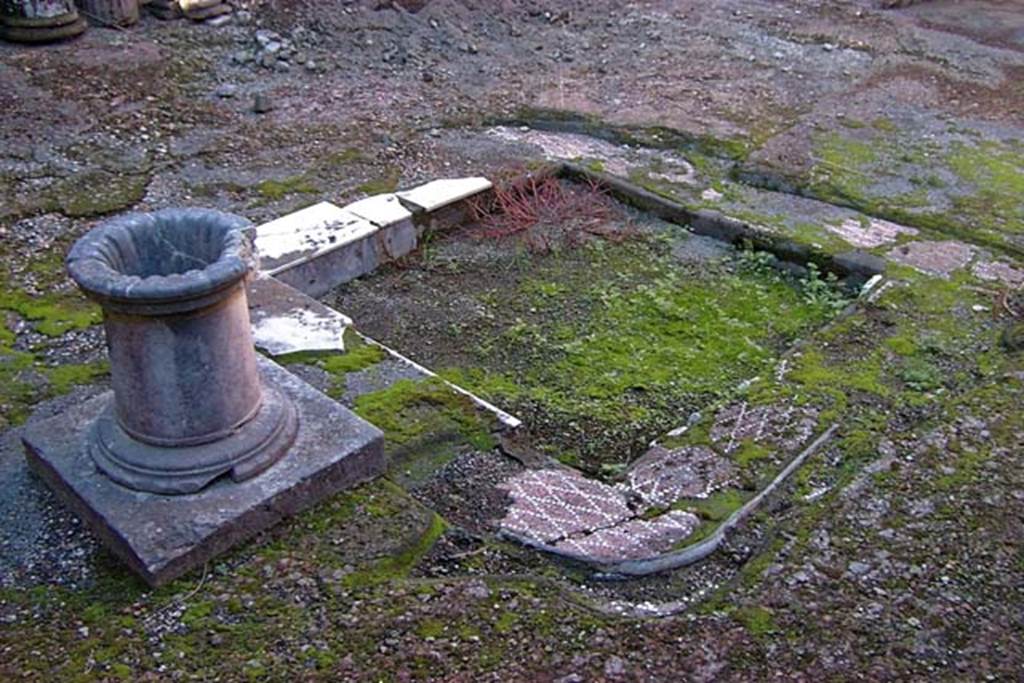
345, 193, 417, 261
253, 201, 380, 298
397, 177, 493, 234
248, 273, 352, 356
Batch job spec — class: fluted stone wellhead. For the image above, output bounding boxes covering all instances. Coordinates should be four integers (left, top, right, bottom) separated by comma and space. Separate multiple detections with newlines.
67, 208, 298, 495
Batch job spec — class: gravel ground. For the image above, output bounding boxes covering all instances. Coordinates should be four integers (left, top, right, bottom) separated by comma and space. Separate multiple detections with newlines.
1, 1, 1023, 680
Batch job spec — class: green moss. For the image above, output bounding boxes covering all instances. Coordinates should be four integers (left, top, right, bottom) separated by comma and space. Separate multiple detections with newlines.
416, 618, 446, 639
0, 290, 101, 337
667, 488, 751, 547
946, 140, 1024, 234
353, 378, 496, 452
275, 330, 385, 398
871, 118, 898, 133
357, 169, 401, 195
321, 147, 364, 169
255, 174, 320, 201
734, 605, 777, 637
733, 440, 774, 467
885, 334, 917, 356
340, 512, 447, 589
49, 171, 150, 218
45, 361, 109, 394
423, 240, 846, 470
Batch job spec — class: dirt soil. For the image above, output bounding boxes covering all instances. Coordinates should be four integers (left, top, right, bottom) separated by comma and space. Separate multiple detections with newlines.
1, 1, 1023, 681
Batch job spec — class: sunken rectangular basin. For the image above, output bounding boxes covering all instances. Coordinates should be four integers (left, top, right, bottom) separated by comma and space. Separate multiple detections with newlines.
328, 175, 854, 475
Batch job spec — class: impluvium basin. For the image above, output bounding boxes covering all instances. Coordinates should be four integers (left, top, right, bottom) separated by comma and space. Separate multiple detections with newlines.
67, 208, 298, 494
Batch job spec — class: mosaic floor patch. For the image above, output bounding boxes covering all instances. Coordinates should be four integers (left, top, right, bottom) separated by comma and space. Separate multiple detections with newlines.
709, 401, 819, 456
498, 469, 633, 544
553, 511, 700, 563
619, 445, 735, 511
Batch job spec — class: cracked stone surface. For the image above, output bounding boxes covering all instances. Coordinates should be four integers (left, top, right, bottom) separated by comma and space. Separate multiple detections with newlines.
709, 401, 820, 456
619, 445, 736, 511
826, 217, 919, 248
972, 259, 1024, 287
486, 126, 697, 185
497, 469, 633, 544
886, 240, 977, 278
553, 511, 700, 563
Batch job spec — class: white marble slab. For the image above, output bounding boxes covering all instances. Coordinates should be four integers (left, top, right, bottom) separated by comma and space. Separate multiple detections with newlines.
345, 193, 413, 227
254, 202, 378, 274
396, 177, 492, 212
248, 274, 352, 356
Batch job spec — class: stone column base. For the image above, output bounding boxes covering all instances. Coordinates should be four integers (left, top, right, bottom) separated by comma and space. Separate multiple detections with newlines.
22, 357, 385, 587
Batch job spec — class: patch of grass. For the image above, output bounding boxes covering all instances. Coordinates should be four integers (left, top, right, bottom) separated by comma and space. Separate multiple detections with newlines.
421, 239, 847, 470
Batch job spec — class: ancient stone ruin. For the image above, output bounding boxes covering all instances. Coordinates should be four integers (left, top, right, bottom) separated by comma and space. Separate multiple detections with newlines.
22, 208, 386, 586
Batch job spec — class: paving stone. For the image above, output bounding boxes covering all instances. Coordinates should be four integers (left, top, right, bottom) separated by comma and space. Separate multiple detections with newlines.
253, 201, 377, 275
553, 510, 700, 562
345, 193, 413, 228
620, 445, 735, 510
248, 274, 351, 356
21, 357, 385, 587
498, 469, 632, 544
396, 177, 493, 213
826, 217, 918, 248
972, 259, 1024, 287
709, 401, 819, 456
886, 240, 976, 277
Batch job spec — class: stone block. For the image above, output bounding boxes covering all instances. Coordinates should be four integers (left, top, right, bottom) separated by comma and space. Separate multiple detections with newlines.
254, 202, 380, 297
345, 194, 419, 261
248, 274, 352, 356
886, 240, 976, 278
271, 232, 380, 298
396, 177, 492, 213
22, 357, 385, 587
345, 193, 413, 228
254, 201, 377, 276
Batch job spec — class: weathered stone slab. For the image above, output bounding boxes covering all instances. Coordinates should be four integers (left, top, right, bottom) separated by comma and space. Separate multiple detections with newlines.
620, 445, 735, 510
396, 177, 493, 213
21, 357, 385, 587
972, 259, 1024, 287
886, 240, 975, 277
345, 194, 420, 261
498, 469, 632, 543
553, 510, 699, 562
254, 201, 378, 276
248, 274, 352, 356
826, 217, 918, 249
346, 193, 413, 228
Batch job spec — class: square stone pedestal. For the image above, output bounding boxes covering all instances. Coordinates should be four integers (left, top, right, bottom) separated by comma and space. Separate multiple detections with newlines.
22, 358, 385, 587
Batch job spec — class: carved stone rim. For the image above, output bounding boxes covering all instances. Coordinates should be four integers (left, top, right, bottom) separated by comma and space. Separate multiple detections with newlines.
67, 208, 255, 315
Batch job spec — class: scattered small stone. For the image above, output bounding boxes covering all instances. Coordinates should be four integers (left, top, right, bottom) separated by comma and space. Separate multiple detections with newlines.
848, 561, 872, 576
252, 93, 275, 114
214, 83, 238, 98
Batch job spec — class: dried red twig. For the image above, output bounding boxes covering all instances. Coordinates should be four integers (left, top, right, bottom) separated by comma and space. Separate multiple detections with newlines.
467, 169, 624, 252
